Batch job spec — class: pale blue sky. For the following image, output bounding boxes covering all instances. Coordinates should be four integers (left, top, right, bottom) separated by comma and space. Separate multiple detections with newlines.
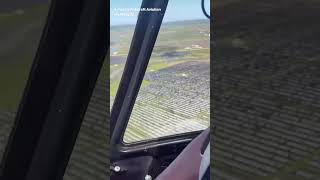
111, 0, 210, 26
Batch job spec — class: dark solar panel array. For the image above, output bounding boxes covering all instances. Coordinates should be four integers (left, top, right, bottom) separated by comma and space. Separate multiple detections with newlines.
212, 1, 320, 179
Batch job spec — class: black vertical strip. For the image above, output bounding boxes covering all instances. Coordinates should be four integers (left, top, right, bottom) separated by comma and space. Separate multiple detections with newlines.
24, 0, 109, 179
210, 0, 214, 179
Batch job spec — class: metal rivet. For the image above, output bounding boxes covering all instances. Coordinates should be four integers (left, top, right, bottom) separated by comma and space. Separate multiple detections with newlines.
145, 175, 152, 180
114, 166, 121, 172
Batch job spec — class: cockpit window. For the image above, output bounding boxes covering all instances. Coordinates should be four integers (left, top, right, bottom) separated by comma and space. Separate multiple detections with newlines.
121, 0, 211, 143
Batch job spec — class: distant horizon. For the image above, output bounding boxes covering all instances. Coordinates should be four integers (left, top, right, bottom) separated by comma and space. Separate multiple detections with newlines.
110, 18, 209, 28
111, 0, 210, 26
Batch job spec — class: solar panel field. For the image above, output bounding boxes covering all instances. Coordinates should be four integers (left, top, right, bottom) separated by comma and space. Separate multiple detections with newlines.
213, 0, 320, 179
110, 19, 210, 143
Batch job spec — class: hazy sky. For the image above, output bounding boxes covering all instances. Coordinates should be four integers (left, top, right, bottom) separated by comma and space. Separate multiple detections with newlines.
111, 0, 210, 26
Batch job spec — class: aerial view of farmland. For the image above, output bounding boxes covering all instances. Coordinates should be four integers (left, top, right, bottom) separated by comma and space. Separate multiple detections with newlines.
110, 19, 210, 143
213, 0, 320, 179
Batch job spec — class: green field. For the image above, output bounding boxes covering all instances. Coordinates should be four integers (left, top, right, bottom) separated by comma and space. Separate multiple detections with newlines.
0, 6, 48, 111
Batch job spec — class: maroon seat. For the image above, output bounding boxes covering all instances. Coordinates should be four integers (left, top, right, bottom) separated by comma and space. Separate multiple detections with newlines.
156, 129, 210, 180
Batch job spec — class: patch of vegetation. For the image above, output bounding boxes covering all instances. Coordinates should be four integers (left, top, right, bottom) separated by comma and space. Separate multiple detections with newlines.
0, 6, 48, 35
123, 124, 149, 143
146, 60, 189, 72
266, 149, 320, 180
0, 6, 49, 111
140, 80, 150, 89
213, 160, 261, 180
110, 80, 120, 97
